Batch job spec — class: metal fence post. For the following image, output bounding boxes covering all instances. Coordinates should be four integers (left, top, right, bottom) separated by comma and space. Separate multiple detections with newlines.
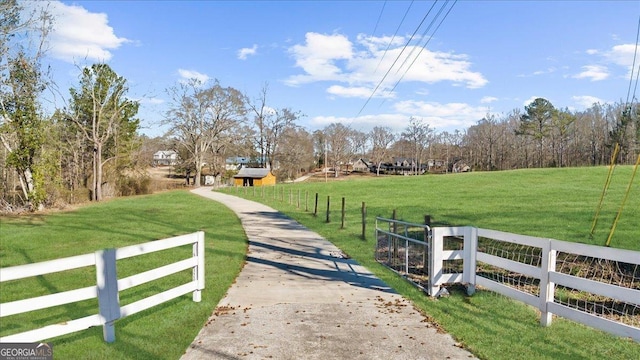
95, 249, 120, 343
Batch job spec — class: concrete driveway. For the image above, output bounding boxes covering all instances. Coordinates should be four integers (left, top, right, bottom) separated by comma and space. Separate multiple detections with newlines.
182, 187, 475, 360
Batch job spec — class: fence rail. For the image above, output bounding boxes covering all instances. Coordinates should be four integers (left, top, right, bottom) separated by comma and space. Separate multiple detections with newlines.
0, 232, 205, 343
375, 219, 640, 342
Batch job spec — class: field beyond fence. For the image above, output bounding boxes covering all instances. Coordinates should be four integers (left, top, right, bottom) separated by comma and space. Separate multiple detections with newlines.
221, 167, 639, 359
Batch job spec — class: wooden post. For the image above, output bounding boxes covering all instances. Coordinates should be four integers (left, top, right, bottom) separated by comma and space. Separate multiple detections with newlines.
361, 202, 366, 240
289, 188, 292, 204
281, 186, 285, 201
326, 196, 331, 223
297, 189, 301, 208
341, 197, 346, 229
314, 193, 319, 217
305, 191, 309, 212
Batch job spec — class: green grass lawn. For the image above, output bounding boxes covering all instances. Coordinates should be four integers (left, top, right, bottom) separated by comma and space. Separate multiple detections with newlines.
221, 166, 640, 359
0, 190, 247, 360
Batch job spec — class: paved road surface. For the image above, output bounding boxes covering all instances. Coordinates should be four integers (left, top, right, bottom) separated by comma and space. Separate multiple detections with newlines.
181, 187, 476, 360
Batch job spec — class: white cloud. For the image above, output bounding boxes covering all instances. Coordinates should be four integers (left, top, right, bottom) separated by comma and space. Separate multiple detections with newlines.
310, 100, 489, 133
393, 100, 487, 130
572, 95, 604, 109
523, 96, 546, 107
238, 44, 258, 60
139, 97, 165, 105
177, 69, 210, 83
326, 85, 395, 99
286, 32, 353, 85
480, 96, 498, 104
41, 1, 129, 62
605, 44, 636, 67
586, 49, 599, 55
573, 65, 609, 81
285, 32, 487, 91
310, 113, 407, 132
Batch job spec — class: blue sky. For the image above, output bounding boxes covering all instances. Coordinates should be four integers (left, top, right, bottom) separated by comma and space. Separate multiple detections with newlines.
26, 1, 640, 137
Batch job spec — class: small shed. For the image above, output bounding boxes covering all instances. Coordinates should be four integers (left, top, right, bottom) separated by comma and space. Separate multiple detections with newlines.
233, 168, 276, 187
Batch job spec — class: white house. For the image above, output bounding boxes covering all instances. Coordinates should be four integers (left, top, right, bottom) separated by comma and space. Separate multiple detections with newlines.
153, 150, 179, 166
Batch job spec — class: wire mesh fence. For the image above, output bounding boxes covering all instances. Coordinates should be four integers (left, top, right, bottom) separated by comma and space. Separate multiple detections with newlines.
554, 254, 639, 328
476, 236, 542, 297
475, 236, 639, 329
375, 218, 430, 290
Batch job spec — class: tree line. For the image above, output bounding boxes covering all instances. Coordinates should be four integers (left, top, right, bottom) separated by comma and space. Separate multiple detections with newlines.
1, 1, 638, 212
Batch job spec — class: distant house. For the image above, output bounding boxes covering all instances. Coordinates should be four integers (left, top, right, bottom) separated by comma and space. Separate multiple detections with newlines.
225, 156, 251, 171
153, 150, 178, 166
352, 158, 371, 172
233, 168, 276, 187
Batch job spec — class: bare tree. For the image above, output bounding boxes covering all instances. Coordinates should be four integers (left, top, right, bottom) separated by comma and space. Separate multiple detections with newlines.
369, 126, 395, 176
164, 79, 246, 186
276, 127, 314, 180
324, 123, 352, 177
401, 117, 433, 175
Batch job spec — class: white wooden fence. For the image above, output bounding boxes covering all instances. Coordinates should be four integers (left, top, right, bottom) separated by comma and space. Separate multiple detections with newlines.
0, 231, 205, 343
376, 219, 640, 342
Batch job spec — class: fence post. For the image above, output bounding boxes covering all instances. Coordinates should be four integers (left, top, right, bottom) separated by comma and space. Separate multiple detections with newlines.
305, 191, 309, 212
361, 202, 366, 240
429, 227, 444, 297
193, 231, 205, 302
95, 249, 120, 343
326, 196, 331, 223
539, 240, 557, 326
297, 190, 301, 208
423, 215, 430, 274
341, 197, 346, 229
463, 226, 477, 295
314, 193, 318, 217
392, 210, 397, 265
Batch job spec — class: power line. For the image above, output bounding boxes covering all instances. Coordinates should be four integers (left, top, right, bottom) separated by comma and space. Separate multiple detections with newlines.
393, 0, 451, 77
373, 1, 414, 75
357, 1, 439, 117
371, 1, 387, 38
388, 0, 458, 96
625, 15, 640, 105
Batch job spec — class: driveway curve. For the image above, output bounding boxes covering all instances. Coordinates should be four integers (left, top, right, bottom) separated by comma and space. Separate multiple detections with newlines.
182, 187, 475, 360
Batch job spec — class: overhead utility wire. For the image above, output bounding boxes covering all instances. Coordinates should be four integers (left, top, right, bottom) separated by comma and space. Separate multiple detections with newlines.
387, 0, 456, 98
374, 1, 415, 74
393, 0, 451, 76
371, 1, 387, 37
625, 16, 640, 106
357, 1, 439, 116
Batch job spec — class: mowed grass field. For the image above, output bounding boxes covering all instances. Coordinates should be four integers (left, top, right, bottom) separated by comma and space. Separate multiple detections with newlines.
0, 190, 247, 359
221, 166, 640, 359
